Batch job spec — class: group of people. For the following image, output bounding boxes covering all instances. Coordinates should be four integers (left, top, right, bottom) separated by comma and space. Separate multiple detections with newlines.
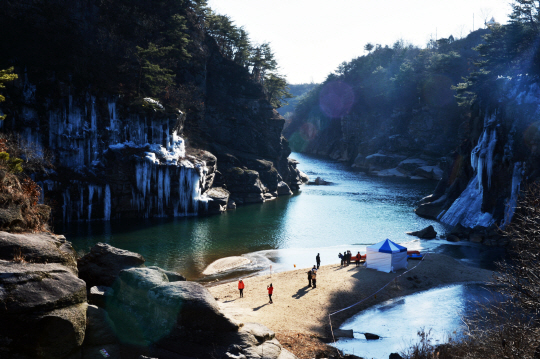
237, 253, 323, 302
237, 280, 274, 303
338, 250, 362, 267
307, 253, 321, 288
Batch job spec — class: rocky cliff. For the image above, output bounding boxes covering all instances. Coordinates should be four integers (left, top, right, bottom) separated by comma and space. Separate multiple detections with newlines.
0, 0, 306, 223
416, 78, 540, 239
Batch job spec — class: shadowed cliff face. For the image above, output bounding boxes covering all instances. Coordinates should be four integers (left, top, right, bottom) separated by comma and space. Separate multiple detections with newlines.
416, 79, 540, 236
0, 0, 304, 222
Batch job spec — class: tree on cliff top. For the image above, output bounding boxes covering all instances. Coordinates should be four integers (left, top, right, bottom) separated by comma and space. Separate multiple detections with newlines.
205, 12, 292, 109
0, 67, 17, 121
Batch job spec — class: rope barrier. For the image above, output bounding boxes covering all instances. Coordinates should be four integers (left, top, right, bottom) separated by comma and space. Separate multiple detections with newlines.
329, 252, 431, 346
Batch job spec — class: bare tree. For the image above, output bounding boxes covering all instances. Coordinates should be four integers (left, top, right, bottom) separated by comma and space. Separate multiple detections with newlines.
480, 7, 493, 27
455, 24, 467, 39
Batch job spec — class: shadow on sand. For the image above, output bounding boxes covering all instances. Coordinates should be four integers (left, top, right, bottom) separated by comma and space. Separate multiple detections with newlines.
253, 303, 270, 311
292, 285, 312, 299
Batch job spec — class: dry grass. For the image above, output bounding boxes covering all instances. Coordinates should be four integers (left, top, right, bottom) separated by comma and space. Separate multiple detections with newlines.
0, 137, 51, 233
12, 247, 26, 263
275, 331, 341, 359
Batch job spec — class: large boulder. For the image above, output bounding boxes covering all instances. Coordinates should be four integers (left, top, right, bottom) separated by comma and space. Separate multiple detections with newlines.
115, 267, 169, 308
0, 260, 87, 358
397, 158, 428, 174
277, 181, 293, 196
0, 261, 86, 314
156, 321, 296, 359
146, 266, 186, 282
415, 201, 444, 220
0, 231, 77, 273
224, 167, 266, 204
78, 242, 145, 288
406, 225, 437, 239
206, 187, 230, 214
147, 281, 239, 332
84, 305, 117, 344
107, 268, 239, 347
0, 203, 25, 231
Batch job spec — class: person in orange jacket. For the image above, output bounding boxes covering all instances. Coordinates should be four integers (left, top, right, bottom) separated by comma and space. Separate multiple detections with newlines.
267, 283, 273, 303
355, 252, 361, 267
238, 279, 245, 298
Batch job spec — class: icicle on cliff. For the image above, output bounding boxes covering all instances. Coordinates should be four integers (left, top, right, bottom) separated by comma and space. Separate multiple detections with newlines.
19, 90, 213, 222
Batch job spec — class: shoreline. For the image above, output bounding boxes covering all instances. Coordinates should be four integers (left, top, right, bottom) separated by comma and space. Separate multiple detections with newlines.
208, 253, 495, 340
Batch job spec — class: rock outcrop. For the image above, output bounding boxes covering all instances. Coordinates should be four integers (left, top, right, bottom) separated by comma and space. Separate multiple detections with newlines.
77, 243, 146, 288
0, 260, 87, 358
417, 80, 540, 239
0, 231, 78, 273
407, 225, 437, 239
1, 237, 298, 359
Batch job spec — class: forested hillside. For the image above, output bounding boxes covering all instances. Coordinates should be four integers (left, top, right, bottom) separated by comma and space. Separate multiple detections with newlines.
285, 0, 540, 233
284, 30, 488, 160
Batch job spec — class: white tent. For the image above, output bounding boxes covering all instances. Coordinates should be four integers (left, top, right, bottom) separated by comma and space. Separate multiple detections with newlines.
366, 239, 408, 273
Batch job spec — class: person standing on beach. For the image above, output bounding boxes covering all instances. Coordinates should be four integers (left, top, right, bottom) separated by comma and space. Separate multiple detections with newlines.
267, 283, 273, 303
316, 253, 321, 269
312, 267, 317, 288
238, 279, 245, 298
338, 252, 344, 266
355, 252, 361, 267
307, 270, 312, 287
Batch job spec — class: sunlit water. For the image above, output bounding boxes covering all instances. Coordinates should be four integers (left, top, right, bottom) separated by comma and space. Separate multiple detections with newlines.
62, 152, 503, 280
333, 283, 496, 359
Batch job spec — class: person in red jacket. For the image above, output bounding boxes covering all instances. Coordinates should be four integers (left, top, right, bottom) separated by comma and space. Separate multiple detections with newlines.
267, 283, 273, 304
238, 279, 245, 298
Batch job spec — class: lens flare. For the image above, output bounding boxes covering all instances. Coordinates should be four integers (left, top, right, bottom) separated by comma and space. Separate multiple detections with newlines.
319, 81, 355, 118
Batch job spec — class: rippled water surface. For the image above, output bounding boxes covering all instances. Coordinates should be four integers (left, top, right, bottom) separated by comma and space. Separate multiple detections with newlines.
63, 152, 498, 279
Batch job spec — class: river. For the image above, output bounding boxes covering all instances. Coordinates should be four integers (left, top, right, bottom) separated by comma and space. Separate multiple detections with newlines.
63, 152, 503, 280
62, 152, 505, 357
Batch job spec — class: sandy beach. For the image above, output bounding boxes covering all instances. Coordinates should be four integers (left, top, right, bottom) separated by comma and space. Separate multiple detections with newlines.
208, 254, 494, 340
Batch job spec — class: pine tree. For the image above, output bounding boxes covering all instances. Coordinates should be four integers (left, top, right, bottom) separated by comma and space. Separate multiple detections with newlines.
0, 67, 17, 121
264, 73, 293, 109
135, 43, 176, 98
510, 0, 540, 28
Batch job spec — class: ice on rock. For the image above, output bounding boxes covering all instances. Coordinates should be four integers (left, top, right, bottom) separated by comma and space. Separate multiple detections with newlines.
33, 96, 208, 221
500, 162, 523, 229
104, 185, 111, 220
441, 116, 499, 228
439, 176, 495, 228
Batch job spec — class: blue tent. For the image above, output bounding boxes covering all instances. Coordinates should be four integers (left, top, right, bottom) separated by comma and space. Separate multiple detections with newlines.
366, 239, 408, 273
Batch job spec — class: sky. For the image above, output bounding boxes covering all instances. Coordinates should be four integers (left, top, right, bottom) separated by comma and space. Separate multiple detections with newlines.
207, 0, 513, 84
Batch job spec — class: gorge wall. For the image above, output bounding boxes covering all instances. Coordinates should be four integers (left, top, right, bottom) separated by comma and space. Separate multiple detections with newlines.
417, 78, 540, 232
284, 30, 540, 232
0, 0, 305, 222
